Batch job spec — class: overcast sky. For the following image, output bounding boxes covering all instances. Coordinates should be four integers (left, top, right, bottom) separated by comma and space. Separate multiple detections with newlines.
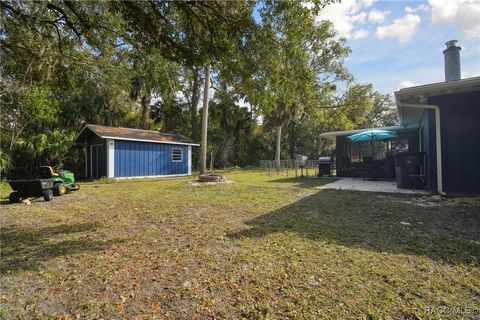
316, 0, 480, 95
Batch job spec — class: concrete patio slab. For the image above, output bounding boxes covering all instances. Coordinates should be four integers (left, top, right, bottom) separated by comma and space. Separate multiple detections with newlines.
317, 177, 429, 194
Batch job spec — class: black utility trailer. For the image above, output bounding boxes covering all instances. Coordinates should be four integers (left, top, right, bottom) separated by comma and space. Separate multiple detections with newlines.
9, 179, 54, 203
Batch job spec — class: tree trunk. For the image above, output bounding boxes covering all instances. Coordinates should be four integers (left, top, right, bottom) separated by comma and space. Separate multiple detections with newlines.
289, 125, 297, 159
199, 63, 211, 175
190, 67, 200, 139
289, 141, 296, 159
140, 94, 151, 129
210, 150, 215, 171
275, 124, 282, 170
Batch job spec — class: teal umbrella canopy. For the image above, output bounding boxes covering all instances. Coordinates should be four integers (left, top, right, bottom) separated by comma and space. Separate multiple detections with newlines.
348, 129, 398, 141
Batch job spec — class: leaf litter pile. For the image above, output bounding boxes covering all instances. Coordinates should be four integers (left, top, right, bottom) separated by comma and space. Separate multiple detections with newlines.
1, 171, 479, 319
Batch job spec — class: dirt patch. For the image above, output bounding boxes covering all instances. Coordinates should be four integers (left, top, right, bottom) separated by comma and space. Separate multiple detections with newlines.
199, 174, 226, 182
388, 194, 480, 208
189, 180, 235, 187
417, 195, 480, 207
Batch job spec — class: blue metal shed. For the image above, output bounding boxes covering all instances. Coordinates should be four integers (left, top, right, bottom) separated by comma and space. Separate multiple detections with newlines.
75, 124, 200, 179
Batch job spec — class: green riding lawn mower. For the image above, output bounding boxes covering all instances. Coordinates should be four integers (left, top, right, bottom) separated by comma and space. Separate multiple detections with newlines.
8, 166, 80, 203
39, 166, 80, 195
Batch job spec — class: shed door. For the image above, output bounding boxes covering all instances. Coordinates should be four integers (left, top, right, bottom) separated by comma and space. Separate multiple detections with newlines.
90, 145, 101, 179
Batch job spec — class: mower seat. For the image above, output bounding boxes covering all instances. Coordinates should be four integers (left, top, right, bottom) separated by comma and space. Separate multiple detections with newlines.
39, 166, 59, 179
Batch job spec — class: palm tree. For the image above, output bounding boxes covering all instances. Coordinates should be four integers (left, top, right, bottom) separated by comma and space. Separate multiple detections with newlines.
199, 63, 211, 174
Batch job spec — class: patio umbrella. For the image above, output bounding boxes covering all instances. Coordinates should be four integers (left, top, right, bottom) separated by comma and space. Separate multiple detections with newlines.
347, 129, 397, 141
348, 129, 398, 160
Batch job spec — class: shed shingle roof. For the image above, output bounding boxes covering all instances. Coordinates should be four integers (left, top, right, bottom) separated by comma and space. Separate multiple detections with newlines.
76, 124, 200, 146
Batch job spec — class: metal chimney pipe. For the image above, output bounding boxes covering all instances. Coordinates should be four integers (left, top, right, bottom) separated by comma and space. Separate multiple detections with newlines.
443, 40, 461, 81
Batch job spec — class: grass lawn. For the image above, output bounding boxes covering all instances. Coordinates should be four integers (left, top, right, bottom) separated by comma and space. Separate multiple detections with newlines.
1, 171, 479, 319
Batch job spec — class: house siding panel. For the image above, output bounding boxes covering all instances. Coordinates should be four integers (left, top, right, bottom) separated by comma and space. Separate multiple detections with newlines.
114, 140, 188, 177
428, 91, 480, 193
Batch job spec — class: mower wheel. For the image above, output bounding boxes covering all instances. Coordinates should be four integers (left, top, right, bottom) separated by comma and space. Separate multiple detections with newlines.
43, 189, 54, 202
53, 183, 67, 196
9, 191, 20, 204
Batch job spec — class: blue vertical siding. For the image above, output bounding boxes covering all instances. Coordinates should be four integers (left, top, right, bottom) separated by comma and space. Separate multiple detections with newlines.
428, 91, 480, 193
114, 140, 189, 177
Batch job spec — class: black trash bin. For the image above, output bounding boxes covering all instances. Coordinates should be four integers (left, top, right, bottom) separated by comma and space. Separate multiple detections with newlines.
395, 152, 426, 189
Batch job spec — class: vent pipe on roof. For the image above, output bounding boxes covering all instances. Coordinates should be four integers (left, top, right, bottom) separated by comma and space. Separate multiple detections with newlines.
443, 40, 461, 81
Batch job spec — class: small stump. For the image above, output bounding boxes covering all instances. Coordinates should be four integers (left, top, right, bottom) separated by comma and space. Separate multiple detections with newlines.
199, 174, 226, 183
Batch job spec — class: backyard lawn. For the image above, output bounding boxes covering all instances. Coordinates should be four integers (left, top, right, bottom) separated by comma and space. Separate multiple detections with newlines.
1, 171, 479, 319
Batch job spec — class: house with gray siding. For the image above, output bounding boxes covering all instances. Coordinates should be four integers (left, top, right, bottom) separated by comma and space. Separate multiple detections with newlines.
319, 40, 480, 194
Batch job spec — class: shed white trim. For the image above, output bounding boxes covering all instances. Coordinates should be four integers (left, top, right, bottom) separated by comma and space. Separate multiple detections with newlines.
101, 136, 200, 146
171, 148, 183, 162
107, 139, 115, 178
113, 173, 191, 180
188, 146, 192, 175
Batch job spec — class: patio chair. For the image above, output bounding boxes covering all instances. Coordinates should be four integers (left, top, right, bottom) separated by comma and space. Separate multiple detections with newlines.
362, 156, 374, 164
353, 163, 370, 179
